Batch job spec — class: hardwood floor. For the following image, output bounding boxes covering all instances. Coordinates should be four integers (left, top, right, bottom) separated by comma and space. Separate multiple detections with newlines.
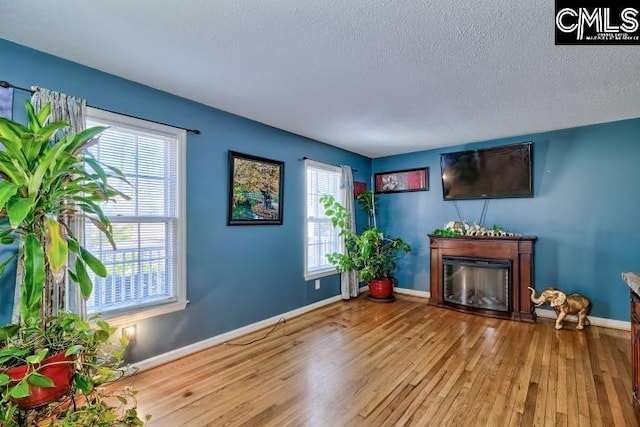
117, 296, 638, 426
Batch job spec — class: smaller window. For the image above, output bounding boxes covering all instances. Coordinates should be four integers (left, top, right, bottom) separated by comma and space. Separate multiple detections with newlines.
304, 160, 343, 280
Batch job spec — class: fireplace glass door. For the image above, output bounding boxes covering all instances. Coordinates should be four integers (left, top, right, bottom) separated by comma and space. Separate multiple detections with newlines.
443, 257, 511, 312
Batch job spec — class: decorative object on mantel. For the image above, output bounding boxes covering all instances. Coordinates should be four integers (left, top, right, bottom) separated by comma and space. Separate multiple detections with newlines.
528, 287, 591, 330
622, 272, 640, 296
432, 221, 520, 238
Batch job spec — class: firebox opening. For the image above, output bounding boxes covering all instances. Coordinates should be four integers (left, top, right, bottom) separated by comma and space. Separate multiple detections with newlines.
443, 256, 511, 313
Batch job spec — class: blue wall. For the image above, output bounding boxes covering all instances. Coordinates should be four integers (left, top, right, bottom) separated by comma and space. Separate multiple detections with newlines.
0, 39, 371, 361
373, 121, 640, 321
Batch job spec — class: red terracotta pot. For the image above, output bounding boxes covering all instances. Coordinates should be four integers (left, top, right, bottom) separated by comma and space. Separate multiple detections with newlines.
6, 350, 75, 409
368, 278, 394, 300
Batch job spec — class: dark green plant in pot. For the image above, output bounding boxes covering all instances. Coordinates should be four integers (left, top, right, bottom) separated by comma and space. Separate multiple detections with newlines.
0, 101, 147, 425
320, 192, 410, 299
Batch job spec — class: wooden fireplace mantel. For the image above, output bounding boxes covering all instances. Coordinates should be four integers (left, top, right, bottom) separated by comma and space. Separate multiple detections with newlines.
428, 235, 537, 322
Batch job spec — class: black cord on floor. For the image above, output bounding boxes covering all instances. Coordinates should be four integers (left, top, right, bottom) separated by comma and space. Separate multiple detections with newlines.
224, 317, 287, 346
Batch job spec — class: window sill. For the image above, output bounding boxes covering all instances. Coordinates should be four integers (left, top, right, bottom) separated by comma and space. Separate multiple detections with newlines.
93, 300, 189, 327
304, 269, 338, 281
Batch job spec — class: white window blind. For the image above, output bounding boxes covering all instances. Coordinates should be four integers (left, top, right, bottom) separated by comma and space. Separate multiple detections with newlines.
85, 108, 186, 318
304, 160, 343, 280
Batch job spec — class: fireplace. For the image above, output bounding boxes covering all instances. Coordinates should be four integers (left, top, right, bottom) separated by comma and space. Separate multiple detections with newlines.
443, 257, 510, 312
429, 235, 536, 322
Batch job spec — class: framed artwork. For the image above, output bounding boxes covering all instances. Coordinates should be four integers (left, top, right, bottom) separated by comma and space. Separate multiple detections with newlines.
228, 151, 284, 225
374, 167, 429, 194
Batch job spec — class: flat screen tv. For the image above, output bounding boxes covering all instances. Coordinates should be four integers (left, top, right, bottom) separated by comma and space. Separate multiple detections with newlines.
440, 142, 533, 200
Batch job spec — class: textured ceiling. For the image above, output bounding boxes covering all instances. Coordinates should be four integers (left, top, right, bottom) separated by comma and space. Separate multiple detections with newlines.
1, 1, 639, 157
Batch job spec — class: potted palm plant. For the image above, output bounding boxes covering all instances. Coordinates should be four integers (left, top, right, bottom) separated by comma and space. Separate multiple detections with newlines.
320, 191, 411, 301
0, 101, 147, 425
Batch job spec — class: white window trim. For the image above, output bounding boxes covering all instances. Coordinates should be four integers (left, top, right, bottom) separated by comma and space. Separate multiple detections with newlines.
304, 159, 342, 281
305, 268, 338, 282
86, 107, 188, 324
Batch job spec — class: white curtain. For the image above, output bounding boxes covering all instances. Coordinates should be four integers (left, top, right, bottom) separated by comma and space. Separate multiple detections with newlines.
11, 88, 87, 322
31, 87, 87, 139
0, 86, 13, 119
340, 166, 359, 299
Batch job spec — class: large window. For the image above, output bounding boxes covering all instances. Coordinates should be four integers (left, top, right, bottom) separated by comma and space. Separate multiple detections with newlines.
304, 160, 343, 280
84, 108, 187, 320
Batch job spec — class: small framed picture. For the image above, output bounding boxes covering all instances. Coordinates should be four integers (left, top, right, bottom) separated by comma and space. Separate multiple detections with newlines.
354, 181, 367, 197
374, 168, 429, 194
228, 151, 284, 225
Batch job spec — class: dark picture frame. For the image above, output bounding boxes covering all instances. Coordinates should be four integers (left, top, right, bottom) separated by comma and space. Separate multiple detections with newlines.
374, 167, 429, 194
227, 151, 284, 225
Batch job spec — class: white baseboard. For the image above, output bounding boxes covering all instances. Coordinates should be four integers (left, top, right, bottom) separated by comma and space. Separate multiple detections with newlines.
394, 287, 430, 299
128, 294, 343, 374
535, 308, 630, 331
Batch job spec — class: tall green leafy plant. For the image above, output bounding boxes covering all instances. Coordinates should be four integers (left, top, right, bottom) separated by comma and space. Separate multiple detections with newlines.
320, 193, 410, 283
356, 190, 375, 229
0, 100, 126, 326
0, 101, 147, 425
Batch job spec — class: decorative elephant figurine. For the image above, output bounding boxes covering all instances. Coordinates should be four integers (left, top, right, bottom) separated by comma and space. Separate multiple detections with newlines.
528, 287, 591, 330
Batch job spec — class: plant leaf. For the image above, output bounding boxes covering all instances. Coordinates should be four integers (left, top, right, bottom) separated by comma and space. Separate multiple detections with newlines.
0, 151, 26, 184
36, 120, 68, 142
0, 252, 17, 277
25, 101, 42, 131
0, 373, 10, 387
25, 348, 48, 364
27, 134, 75, 197
44, 214, 68, 273
0, 347, 29, 365
80, 246, 107, 277
65, 344, 84, 356
35, 102, 52, 125
88, 217, 117, 250
0, 114, 28, 150
9, 380, 31, 398
96, 319, 111, 331
83, 156, 108, 187
0, 180, 18, 210
6, 195, 34, 229
0, 323, 19, 341
67, 236, 80, 253
73, 373, 93, 395
67, 126, 106, 154
27, 372, 55, 388
22, 233, 45, 317
75, 257, 93, 299
67, 268, 78, 284
95, 328, 110, 342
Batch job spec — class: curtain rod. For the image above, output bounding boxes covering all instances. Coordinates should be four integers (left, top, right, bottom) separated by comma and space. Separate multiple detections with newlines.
302, 156, 358, 173
0, 80, 201, 135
